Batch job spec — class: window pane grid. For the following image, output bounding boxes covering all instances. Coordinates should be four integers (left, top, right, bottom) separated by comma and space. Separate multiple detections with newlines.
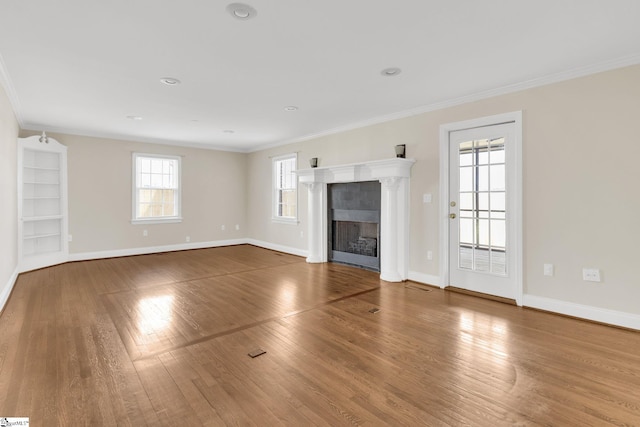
274, 155, 297, 219
134, 154, 180, 221
458, 138, 507, 275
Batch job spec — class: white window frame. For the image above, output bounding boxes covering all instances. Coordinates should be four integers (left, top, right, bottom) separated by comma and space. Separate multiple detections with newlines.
131, 153, 182, 224
272, 153, 298, 224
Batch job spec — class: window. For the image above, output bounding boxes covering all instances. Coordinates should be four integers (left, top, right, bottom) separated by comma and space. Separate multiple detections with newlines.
132, 153, 181, 224
272, 153, 297, 222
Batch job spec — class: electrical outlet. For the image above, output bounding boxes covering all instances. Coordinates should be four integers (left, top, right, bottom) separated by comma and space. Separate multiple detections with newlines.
235, 224, 240, 231
582, 268, 601, 282
68, 234, 73, 242
143, 229, 148, 237
427, 251, 433, 260
186, 236, 190, 243
300, 231, 304, 238
544, 263, 554, 277
423, 193, 432, 204
221, 225, 225, 231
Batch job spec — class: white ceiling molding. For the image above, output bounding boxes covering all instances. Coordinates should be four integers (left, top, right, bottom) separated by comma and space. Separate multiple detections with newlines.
253, 53, 640, 153
0, 52, 24, 128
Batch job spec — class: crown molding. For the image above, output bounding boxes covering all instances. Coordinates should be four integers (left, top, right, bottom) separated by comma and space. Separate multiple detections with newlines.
251, 53, 640, 152
20, 123, 250, 153
0, 52, 24, 127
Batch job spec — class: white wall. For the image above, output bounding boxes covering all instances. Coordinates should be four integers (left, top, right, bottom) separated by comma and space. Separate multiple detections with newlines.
19, 132, 248, 257
247, 64, 640, 319
0, 83, 20, 309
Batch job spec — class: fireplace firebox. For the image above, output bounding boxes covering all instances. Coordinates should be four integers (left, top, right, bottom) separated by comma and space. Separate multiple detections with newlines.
328, 181, 381, 271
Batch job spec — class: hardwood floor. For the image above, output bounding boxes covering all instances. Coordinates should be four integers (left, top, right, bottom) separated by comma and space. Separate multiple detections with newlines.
1, 245, 639, 426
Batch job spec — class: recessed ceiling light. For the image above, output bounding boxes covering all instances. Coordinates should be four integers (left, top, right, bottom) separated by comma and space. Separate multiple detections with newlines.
226, 3, 257, 20
126, 115, 143, 121
381, 67, 402, 77
284, 106, 298, 111
160, 77, 181, 86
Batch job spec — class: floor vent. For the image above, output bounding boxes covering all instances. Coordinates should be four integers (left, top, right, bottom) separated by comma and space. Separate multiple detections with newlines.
248, 348, 266, 358
405, 283, 433, 292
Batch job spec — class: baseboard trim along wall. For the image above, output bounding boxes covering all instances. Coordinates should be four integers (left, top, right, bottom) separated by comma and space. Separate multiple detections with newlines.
68, 239, 248, 262
522, 294, 640, 331
408, 271, 441, 287
406, 274, 639, 331
245, 239, 308, 258
0, 267, 19, 314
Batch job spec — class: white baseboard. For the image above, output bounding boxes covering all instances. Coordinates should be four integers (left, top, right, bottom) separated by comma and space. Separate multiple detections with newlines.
245, 239, 307, 258
68, 239, 248, 262
523, 294, 640, 331
0, 266, 19, 313
408, 271, 441, 287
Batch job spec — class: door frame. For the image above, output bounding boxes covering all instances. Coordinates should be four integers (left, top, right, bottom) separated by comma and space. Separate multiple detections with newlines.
438, 111, 523, 306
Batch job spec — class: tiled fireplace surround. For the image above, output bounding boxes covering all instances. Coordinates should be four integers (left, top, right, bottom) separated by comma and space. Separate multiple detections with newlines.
296, 158, 415, 282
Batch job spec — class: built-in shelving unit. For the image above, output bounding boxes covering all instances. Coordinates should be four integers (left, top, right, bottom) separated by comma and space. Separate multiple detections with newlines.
18, 135, 68, 272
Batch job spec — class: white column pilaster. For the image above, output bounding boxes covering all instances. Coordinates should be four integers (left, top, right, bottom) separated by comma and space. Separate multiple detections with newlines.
380, 176, 402, 282
305, 182, 325, 263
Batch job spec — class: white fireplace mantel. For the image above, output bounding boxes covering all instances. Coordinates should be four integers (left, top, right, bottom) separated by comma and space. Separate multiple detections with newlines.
296, 158, 415, 282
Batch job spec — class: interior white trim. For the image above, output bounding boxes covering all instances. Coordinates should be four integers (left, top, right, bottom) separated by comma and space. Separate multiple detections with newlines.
245, 239, 307, 258
523, 294, 640, 331
408, 271, 441, 287
0, 267, 19, 313
439, 111, 524, 305
67, 239, 247, 262
0, 52, 23, 128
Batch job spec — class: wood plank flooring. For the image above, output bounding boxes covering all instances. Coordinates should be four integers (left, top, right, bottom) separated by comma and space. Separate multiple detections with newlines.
1, 244, 639, 425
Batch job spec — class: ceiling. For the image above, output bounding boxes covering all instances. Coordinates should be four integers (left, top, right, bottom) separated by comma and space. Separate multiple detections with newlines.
1, 1, 639, 152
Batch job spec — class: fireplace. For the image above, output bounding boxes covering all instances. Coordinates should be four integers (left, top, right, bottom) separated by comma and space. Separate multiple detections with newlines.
296, 158, 415, 282
328, 181, 381, 271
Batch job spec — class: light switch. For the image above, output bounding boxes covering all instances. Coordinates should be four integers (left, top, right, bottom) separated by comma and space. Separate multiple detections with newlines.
423, 193, 432, 204
543, 263, 554, 276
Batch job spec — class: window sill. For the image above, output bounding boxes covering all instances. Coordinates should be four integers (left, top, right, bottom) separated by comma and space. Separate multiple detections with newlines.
271, 217, 299, 225
131, 217, 183, 225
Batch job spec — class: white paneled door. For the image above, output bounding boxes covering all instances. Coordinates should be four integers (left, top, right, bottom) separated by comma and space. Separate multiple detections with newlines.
447, 121, 520, 300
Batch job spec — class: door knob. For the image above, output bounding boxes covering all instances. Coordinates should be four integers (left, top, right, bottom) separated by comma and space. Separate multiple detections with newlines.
449, 213, 456, 219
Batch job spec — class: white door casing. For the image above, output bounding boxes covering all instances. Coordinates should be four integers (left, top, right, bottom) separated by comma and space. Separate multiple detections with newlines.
439, 112, 523, 305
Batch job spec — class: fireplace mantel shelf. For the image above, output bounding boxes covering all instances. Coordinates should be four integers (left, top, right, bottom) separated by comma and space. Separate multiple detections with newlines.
296, 157, 415, 282
296, 158, 415, 184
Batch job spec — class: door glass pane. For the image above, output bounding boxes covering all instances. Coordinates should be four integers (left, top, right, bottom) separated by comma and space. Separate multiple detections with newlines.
490, 144, 505, 164
491, 249, 506, 275
477, 165, 489, 191
460, 192, 473, 210
478, 192, 488, 213
460, 167, 473, 192
490, 192, 505, 211
490, 164, 505, 191
490, 219, 506, 248
478, 149, 489, 165
459, 218, 473, 245
456, 137, 508, 276
460, 152, 473, 167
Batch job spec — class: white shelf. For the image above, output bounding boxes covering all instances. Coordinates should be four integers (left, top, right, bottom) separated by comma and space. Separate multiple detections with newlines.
23, 214, 64, 222
18, 135, 68, 272
23, 165, 60, 171
23, 233, 61, 240
23, 181, 60, 185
